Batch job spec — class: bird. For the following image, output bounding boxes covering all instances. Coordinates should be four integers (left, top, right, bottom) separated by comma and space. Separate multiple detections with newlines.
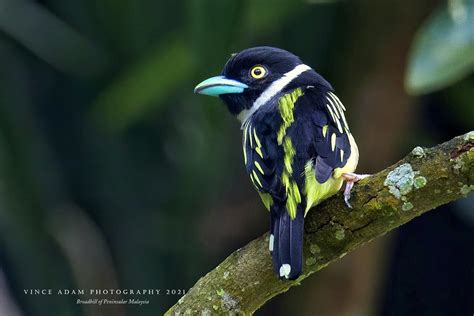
194, 46, 367, 280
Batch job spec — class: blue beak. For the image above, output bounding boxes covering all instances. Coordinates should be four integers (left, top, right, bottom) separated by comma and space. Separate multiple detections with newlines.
194, 76, 248, 96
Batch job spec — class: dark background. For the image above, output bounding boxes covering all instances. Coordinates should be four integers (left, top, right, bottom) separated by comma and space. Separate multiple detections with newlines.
0, 0, 472, 315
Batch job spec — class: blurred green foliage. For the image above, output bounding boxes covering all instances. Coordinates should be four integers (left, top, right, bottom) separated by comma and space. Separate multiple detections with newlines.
406, 0, 474, 95
93, 37, 192, 129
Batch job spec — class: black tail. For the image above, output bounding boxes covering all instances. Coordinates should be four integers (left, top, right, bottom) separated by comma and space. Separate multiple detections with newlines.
269, 205, 304, 280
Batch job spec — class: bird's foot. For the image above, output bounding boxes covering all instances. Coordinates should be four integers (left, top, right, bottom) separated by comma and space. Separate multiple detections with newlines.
342, 173, 370, 208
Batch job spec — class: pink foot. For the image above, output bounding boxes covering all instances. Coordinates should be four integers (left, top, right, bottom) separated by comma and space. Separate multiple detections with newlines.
342, 173, 370, 208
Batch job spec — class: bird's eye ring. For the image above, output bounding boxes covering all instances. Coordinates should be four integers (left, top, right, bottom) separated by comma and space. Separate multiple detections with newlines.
250, 65, 267, 79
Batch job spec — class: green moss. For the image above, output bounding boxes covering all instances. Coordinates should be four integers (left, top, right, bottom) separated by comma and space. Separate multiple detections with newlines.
365, 197, 383, 210
414, 176, 427, 189
306, 257, 317, 266
335, 229, 345, 240
452, 158, 465, 173
310, 244, 321, 254
460, 184, 473, 195
212, 305, 219, 311
402, 202, 414, 211
216, 289, 225, 297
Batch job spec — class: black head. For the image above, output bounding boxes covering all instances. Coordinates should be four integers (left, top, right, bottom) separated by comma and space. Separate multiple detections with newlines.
194, 46, 331, 120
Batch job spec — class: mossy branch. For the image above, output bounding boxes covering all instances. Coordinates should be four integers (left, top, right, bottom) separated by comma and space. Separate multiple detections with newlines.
166, 132, 474, 315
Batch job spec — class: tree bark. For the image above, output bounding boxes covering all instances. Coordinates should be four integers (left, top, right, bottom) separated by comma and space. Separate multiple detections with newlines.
166, 132, 474, 315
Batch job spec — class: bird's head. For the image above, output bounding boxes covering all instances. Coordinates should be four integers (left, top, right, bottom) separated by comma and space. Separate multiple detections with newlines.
194, 46, 329, 123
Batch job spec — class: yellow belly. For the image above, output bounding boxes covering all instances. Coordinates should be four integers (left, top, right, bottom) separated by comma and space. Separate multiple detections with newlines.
304, 133, 359, 215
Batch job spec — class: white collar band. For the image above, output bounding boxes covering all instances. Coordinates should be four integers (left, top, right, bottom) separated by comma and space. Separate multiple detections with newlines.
238, 64, 312, 126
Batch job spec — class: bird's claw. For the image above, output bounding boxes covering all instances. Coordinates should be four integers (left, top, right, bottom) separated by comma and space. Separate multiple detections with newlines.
343, 181, 354, 208
342, 173, 370, 208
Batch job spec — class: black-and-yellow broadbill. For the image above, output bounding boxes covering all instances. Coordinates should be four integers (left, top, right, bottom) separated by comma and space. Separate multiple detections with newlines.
194, 47, 367, 280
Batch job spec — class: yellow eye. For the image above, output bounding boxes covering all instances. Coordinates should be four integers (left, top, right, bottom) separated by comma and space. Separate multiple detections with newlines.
250, 65, 267, 79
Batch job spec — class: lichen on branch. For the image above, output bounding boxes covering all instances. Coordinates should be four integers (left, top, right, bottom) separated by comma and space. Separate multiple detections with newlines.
166, 132, 474, 315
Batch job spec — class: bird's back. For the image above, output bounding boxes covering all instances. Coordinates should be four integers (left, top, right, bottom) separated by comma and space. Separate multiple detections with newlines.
244, 86, 358, 214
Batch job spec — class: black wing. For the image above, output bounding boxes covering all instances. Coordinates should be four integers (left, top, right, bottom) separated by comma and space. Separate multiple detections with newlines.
289, 88, 352, 185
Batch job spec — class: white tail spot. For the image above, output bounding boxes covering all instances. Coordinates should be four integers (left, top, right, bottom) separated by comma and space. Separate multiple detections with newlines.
269, 234, 274, 252
279, 264, 292, 279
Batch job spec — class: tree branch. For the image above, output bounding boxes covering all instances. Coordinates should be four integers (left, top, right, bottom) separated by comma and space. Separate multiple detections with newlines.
166, 132, 474, 315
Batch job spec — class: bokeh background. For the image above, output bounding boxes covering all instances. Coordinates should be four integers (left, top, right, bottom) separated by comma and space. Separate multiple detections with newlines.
0, 0, 472, 315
